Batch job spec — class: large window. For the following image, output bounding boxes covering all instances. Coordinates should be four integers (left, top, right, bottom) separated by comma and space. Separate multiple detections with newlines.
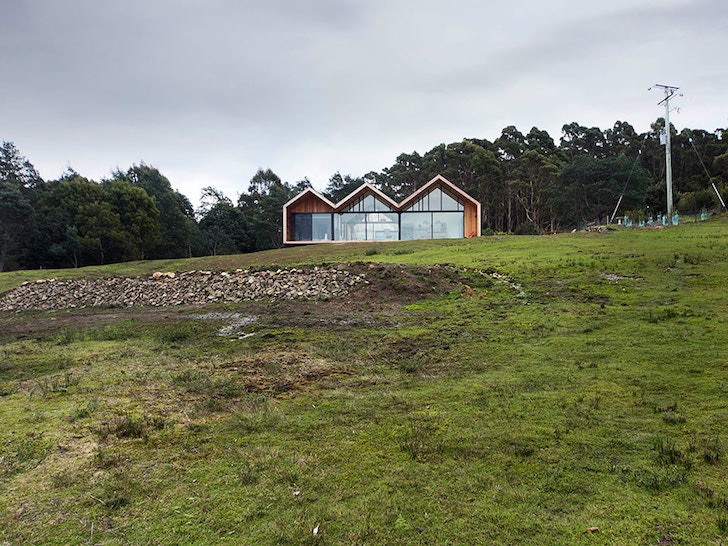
335, 213, 366, 241
343, 193, 393, 212
335, 212, 399, 241
368, 212, 399, 240
406, 187, 463, 212
433, 212, 464, 238
400, 212, 432, 240
292, 213, 333, 241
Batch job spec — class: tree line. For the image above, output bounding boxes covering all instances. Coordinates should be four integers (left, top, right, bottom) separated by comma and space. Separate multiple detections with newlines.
2, 118, 727, 271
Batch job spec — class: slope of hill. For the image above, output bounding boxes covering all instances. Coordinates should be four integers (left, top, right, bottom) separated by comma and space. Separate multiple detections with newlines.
1, 219, 727, 544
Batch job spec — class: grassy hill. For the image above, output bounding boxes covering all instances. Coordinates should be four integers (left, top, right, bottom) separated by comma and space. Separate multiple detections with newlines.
1, 219, 728, 544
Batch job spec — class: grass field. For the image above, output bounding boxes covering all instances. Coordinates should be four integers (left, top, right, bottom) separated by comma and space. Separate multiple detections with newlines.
1, 219, 727, 544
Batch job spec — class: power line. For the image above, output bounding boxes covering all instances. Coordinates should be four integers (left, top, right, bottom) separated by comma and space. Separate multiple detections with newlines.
687, 131, 727, 209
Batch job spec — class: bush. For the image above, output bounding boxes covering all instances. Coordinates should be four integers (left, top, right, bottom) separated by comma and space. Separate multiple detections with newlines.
514, 221, 540, 235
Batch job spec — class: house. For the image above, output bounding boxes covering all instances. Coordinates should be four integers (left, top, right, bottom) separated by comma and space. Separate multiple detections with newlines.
283, 175, 481, 244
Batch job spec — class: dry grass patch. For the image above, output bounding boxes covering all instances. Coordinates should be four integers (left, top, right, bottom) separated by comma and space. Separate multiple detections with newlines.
228, 351, 355, 394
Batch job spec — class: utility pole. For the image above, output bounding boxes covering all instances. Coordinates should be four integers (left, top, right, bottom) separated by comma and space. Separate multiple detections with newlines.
650, 84, 680, 223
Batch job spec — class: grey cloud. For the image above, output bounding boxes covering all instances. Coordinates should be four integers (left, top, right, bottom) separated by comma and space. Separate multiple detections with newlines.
1, 0, 726, 196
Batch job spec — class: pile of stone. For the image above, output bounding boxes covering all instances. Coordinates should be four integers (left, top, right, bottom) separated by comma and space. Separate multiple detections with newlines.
0, 267, 366, 312
584, 225, 609, 233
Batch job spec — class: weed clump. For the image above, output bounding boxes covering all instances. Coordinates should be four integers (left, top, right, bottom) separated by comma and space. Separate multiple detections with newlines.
237, 461, 260, 486
653, 435, 687, 466
172, 368, 243, 410
70, 398, 99, 422
399, 417, 439, 462
703, 437, 723, 464
97, 413, 167, 441
230, 396, 278, 433
661, 411, 686, 425
632, 465, 687, 492
30, 372, 80, 398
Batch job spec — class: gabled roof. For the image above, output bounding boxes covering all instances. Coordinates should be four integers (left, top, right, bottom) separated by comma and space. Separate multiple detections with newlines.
283, 175, 479, 213
398, 174, 478, 210
282, 187, 336, 210
335, 181, 399, 212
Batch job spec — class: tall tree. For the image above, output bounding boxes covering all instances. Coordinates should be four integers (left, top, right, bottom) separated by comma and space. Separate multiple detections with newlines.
0, 180, 36, 271
380, 152, 425, 200
103, 179, 161, 259
323, 172, 363, 203
114, 164, 198, 258
239, 169, 294, 250
0, 141, 42, 189
604, 121, 641, 158
560, 122, 607, 160
198, 187, 251, 255
0, 142, 39, 270
510, 150, 561, 230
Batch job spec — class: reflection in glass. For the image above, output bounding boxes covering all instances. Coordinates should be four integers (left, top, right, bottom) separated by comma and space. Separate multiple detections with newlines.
293, 213, 333, 241
433, 212, 463, 238
400, 212, 432, 240
367, 212, 399, 240
335, 213, 366, 241
312, 214, 332, 240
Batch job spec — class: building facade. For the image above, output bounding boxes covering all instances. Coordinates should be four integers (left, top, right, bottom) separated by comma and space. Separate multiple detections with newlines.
283, 175, 481, 245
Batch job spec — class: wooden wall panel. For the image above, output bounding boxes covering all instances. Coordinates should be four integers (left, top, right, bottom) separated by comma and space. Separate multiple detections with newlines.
464, 202, 480, 238
288, 194, 334, 214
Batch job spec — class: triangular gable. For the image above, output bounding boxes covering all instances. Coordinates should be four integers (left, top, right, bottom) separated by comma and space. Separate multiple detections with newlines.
397, 175, 478, 211
283, 187, 336, 210
335, 181, 399, 212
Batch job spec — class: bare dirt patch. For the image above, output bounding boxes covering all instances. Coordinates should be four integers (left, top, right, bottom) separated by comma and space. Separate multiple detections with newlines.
225, 352, 354, 394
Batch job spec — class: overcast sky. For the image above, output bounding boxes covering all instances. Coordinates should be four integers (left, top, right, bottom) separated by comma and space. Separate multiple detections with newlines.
2, 0, 727, 204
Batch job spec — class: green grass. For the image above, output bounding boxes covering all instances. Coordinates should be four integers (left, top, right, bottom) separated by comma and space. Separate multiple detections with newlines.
1, 218, 728, 544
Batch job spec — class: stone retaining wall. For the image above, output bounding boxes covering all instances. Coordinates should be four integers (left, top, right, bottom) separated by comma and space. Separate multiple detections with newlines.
0, 267, 366, 311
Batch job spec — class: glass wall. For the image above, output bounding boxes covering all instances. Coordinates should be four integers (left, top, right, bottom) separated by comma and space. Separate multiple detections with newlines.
290, 186, 468, 242
406, 187, 463, 212
400, 212, 432, 240
335, 212, 399, 241
367, 212, 399, 240
293, 214, 311, 241
401, 212, 463, 240
312, 214, 333, 240
292, 213, 333, 241
400, 186, 465, 239
344, 194, 393, 212
433, 212, 463, 238
335, 213, 366, 241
